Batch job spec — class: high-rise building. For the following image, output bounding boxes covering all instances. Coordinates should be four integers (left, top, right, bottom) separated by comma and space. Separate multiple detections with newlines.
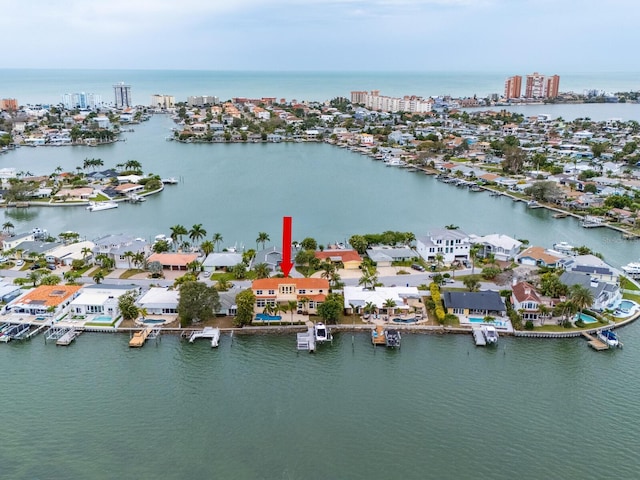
61, 92, 102, 110
504, 76, 522, 99
113, 82, 132, 108
150, 94, 175, 109
0, 98, 18, 111
525, 72, 560, 99
186, 95, 219, 107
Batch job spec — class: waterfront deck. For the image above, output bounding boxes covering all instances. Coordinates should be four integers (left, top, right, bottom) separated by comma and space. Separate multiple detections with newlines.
129, 327, 152, 348
296, 327, 316, 352
582, 332, 609, 351
57, 328, 80, 346
472, 327, 486, 346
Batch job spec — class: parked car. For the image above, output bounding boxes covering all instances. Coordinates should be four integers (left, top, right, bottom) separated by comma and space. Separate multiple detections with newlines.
16, 260, 24, 266
30, 263, 42, 270
411, 263, 425, 272
46, 264, 56, 270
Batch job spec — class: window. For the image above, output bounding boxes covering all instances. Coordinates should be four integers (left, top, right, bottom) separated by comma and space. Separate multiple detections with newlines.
257, 299, 266, 307
298, 289, 306, 294
280, 285, 294, 294
256, 290, 263, 295
268, 290, 275, 295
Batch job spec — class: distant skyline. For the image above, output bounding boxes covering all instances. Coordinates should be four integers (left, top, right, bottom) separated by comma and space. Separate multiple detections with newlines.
5, 0, 640, 72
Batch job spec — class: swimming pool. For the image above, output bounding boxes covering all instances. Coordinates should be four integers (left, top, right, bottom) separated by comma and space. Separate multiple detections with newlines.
618, 300, 636, 312
143, 318, 166, 325
255, 313, 282, 321
393, 317, 417, 324
92, 315, 113, 323
575, 312, 598, 324
468, 317, 507, 327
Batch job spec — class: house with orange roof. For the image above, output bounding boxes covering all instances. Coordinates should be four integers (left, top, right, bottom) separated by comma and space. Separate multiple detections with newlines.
516, 246, 563, 268
114, 183, 144, 195
314, 250, 362, 270
147, 252, 199, 271
511, 281, 545, 324
251, 278, 330, 315
9, 285, 83, 316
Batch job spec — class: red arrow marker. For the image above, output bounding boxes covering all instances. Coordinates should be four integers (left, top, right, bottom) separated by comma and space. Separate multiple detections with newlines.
281, 216, 293, 277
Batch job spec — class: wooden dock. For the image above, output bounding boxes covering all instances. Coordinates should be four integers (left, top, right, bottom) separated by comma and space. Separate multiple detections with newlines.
57, 328, 80, 346
296, 327, 316, 352
129, 327, 152, 348
472, 327, 486, 346
582, 332, 609, 351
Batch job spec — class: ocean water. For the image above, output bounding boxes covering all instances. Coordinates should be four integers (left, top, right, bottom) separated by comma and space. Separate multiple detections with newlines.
1, 69, 639, 106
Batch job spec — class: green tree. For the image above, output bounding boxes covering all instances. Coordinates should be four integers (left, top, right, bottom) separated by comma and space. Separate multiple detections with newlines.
317, 293, 343, 324
212, 233, 223, 252
188, 223, 207, 246
348, 234, 368, 254
201, 240, 214, 258
253, 262, 271, 279
153, 239, 171, 253
92, 270, 105, 284
569, 284, 594, 314
232, 263, 247, 279
118, 292, 139, 321
463, 275, 481, 292
40, 274, 61, 286
177, 281, 221, 327
234, 289, 256, 327
170, 224, 188, 247
256, 232, 270, 250
358, 269, 378, 290
300, 237, 317, 250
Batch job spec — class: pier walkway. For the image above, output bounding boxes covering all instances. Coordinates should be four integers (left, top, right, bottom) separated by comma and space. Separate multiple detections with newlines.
472, 327, 486, 346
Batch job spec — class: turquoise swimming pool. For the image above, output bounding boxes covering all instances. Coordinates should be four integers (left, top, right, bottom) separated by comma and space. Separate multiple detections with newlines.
93, 315, 113, 323
392, 317, 417, 324
469, 317, 507, 327
255, 313, 282, 321
575, 312, 598, 324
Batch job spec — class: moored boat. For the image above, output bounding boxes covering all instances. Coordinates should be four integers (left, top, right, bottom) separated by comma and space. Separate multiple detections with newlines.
385, 329, 401, 348
86, 201, 118, 212
314, 322, 332, 343
482, 325, 498, 345
597, 329, 619, 348
621, 262, 640, 275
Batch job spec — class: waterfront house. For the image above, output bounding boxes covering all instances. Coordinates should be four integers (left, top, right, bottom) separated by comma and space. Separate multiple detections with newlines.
53, 187, 95, 202
8, 285, 83, 317
254, 246, 282, 272
136, 287, 179, 315
416, 228, 471, 264
2, 231, 35, 252
469, 233, 523, 262
516, 246, 563, 268
14, 240, 62, 259
202, 252, 243, 273
146, 252, 199, 271
314, 249, 362, 270
69, 284, 138, 320
442, 291, 506, 318
342, 286, 423, 316
558, 255, 618, 283
0, 280, 23, 303
559, 271, 621, 311
511, 281, 544, 324
93, 235, 150, 270
251, 278, 329, 315
366, 246, 418, 267
114, 183, 144, 196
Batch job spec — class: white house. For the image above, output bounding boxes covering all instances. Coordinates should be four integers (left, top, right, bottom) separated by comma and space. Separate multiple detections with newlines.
416, 228, 470, 264
469, 233, 522, 262
45, 240, 96, 266
136, 287, 179, 315
93, 234, 150, 270
342, 286, 423, 316
69, 284, 138, 319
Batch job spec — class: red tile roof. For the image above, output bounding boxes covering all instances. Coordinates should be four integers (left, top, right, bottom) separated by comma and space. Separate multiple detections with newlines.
147, 253, 199, 266
314, 250, 362, 263
252, 278, 329, 290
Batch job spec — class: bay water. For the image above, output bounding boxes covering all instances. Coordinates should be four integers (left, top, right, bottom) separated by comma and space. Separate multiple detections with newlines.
2, 71, 640, 479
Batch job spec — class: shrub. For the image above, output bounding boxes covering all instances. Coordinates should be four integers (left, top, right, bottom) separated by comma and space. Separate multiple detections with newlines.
525, 320, 534, 330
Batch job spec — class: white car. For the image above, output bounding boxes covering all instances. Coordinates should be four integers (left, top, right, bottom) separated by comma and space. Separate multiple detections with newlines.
16, 260, 24, 266
203, 271, 211, 278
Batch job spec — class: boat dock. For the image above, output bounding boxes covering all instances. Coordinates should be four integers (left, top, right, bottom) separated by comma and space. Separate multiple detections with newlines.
57, 328, 80, 346
296, 327, 316, 352
129, 327, 152, 347
472, 327, 486, 346
45, 326, 81, 346
188, 327, 220, 347
582, 332, 609, 351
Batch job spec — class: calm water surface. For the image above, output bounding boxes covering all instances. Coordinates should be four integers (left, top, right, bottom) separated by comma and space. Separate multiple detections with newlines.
2, 330, 640, 480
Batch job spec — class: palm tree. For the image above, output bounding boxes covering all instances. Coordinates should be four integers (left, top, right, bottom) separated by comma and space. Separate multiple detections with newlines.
2, 222, 14, 235
92, 270, 104, 284
81, 247, 92, 260
463, 276, 481, 292
320, 260, 336, 282
287, 299, 298, 324
363, 301, 377, 318
170, 224, 188, 248
188, 223, 207, 247
132, 252, 146, 269
27, 270, 42, 287
256, 232, 270, 251
435, 253, 444, 269
215, 278, 232, 291
253, 262, 271, 279
383, 298, 397, 316
469, 244, 481, 275
212, 233, 223, 252
201, 240, 214, 258
358, 269, 378, 290
187, 260, 202, 274
123, 251, 134, 269
570, 284, 594, 315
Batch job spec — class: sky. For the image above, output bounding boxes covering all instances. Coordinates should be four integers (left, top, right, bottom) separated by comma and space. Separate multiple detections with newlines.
4, 0, 639, 72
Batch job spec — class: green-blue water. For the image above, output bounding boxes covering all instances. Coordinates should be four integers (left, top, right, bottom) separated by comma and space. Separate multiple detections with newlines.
3, 330, 640, 479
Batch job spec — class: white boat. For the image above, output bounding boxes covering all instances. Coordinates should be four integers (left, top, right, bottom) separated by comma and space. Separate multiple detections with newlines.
552, 241, 575, 255
385, 329, 401, 348
597, 329, 619, 348
162, 177, 178, 184
314, 322, 332, 343
621, 262, 640, 275
86, 201, 118, 212
482, 325, 499, 344
386, 158, 406, 167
